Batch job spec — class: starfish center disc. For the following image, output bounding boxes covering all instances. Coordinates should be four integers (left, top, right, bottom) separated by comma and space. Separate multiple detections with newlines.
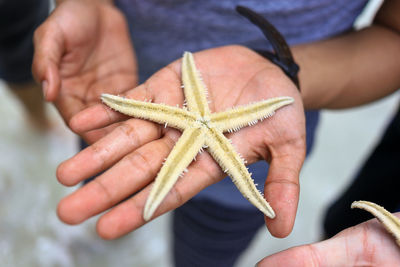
197, 116, 212, 128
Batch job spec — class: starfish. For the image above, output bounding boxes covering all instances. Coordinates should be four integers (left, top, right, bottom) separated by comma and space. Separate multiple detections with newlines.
352, 200, 400, 247
101, 52, 294, 221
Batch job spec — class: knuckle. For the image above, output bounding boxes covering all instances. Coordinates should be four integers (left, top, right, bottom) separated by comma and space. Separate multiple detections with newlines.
91, 142, 111, 170
118, 122, 141, 147
126, 149, 153, 176
92, 179, 114, 206
169, 185, 184, 207
102, 104, 117, 125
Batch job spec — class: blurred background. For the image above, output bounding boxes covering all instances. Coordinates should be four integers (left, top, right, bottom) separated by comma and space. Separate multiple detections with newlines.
0, 0, 398, 266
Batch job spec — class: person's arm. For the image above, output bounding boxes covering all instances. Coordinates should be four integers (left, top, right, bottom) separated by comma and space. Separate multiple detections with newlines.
294, 0, 400, 109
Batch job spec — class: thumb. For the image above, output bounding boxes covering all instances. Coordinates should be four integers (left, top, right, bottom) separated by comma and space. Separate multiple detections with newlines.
257, 244, 319, 267
257, 230, 359, 267
263, 141, 305, 237
32, 18, 63, 102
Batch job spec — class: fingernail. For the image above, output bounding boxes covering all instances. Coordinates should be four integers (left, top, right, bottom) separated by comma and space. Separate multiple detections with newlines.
42, 80, 48, 99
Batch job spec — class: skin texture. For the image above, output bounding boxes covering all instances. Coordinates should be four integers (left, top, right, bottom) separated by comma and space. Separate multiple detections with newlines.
258, 212, 400, 267
33, 0, 137, 143
32, 0, 400, 252
295, 0, 400, 109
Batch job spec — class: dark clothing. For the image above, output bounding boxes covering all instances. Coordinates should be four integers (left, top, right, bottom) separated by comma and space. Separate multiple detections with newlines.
173, 198, 265, 267
0, 0, 49, 83
324, 104, 400, 238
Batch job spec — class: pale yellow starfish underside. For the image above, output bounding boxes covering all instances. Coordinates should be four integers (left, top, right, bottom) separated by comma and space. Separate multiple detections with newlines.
352, 200, 400, 247
101, 52, 294, 221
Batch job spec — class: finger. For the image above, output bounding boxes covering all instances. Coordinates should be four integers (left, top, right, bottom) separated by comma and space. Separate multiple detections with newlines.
32, 18, 63, 102
264, 143, 305, 238
258, 241, 358, 267
72, 61, 184, 134
57, 118, 161, 186
257, 226, 369, 267
95, 133, 302, 239
80, 123, 121, 145
257, 243, 322, 267
96, 150, 222, 239
69, 84, 150, 134
57, 132, 180, 225
69, 103, 128, 134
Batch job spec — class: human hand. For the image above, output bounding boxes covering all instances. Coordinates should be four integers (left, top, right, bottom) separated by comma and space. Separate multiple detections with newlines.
257, 212, 400, 266
32, 0, 138, 143
56, 45, 306, 239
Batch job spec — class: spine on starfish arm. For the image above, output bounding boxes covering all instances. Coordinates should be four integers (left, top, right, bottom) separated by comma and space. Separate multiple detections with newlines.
101, 94, 196, 131
210, 97, 294, 133
143, 127, 206, 221
181, 52, 211, 117
205, 127, 275, 218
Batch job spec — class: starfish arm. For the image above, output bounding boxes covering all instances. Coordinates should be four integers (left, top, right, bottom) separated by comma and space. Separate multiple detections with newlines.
101, 94, 196, 131
181, 52, 211, 117
143, 127, 206, 221
352, 200, 400, 247
210, 96, 294, 133
204, 128, 275, 218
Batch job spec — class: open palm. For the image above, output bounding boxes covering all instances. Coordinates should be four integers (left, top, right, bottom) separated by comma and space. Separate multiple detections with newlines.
32, 1, 137, 142
57, 45, 306, 239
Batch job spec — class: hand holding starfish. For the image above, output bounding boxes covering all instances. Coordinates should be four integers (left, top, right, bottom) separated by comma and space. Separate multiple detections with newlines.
56, 45, 306, 239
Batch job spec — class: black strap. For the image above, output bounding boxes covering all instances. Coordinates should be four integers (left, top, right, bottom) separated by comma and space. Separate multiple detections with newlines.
236, 5, 300, 90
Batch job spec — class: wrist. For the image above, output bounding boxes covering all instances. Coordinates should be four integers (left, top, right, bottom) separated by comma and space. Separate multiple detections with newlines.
236, 6, 300, 91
